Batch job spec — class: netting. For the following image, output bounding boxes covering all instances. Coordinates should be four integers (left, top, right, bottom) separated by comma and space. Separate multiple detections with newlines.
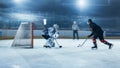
11, 22, 33, 48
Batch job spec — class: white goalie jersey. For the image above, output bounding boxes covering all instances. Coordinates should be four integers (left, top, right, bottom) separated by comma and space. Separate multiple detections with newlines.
48, 27, 59, 38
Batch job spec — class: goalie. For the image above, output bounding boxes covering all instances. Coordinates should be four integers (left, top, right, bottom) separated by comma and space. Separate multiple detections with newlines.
42, 24, 59, 48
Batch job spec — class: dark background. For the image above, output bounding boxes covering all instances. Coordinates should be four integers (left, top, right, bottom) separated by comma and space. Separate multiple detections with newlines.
0, 0, 120, 31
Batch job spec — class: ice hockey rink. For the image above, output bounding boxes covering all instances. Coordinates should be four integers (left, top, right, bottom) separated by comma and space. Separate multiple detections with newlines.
0, 39, 120, 68
1, 0, 120, 68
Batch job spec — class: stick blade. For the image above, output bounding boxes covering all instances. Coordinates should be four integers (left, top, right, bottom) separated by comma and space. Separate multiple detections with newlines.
77, 44, 81, 47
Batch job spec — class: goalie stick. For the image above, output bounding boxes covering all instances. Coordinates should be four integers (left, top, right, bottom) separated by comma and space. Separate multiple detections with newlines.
54, 39, 62, 48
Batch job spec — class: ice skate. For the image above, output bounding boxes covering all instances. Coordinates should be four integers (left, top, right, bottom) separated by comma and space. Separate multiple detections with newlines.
91, 42, 98, 50
91, 46, 97, 50
43, 45, 51, 48
109, 44, 113, 49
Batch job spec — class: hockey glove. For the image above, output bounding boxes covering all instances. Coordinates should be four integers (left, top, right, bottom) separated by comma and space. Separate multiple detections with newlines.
87, 35, 91, 38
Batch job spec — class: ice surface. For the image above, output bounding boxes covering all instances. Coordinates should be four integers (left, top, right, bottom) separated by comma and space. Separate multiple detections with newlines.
0, 39, 120, 68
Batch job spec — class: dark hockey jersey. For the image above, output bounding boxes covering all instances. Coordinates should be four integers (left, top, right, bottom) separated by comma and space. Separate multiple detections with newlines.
89, 22, 104, 36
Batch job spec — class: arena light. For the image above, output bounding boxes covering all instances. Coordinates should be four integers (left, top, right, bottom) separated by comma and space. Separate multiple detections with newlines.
13, 0, 27, 5
43, 19, 47, 25
77, 0, 88, 9
13, 0, 23, 4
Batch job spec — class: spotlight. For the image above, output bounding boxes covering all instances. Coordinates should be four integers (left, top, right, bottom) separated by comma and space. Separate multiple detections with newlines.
13, 0, 22, 4
77, 0, 88, 9
13, 0, 26, 4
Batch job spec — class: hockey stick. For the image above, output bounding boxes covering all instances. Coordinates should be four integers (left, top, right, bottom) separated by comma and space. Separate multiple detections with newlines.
54, 39, 62, 48
77, 38, 88, 47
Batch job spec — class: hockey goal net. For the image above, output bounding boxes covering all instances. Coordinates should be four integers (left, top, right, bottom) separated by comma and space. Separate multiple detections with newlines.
11, 22, 34, 48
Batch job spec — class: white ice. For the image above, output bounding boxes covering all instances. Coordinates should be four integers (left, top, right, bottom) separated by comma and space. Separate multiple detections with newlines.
0, 39, 120, 68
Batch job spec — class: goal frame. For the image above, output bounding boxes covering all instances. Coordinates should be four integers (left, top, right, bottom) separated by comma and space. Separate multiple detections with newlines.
11, 22, 34, 48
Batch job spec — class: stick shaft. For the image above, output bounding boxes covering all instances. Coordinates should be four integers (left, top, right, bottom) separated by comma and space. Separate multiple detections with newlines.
78, 38, 88, 47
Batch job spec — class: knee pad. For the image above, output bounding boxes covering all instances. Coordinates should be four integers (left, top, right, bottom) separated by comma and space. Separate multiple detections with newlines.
92, 38, 96, 42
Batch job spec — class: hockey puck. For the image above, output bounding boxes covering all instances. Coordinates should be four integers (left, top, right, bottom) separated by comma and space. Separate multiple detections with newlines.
59, 46, 62, 48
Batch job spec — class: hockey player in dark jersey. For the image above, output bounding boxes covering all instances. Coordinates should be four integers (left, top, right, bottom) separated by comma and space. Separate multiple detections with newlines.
87, 19, 113, 49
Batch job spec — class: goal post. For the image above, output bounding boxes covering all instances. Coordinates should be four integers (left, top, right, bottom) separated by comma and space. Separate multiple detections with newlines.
11, 22, 34, 48
31, 23, 34, 48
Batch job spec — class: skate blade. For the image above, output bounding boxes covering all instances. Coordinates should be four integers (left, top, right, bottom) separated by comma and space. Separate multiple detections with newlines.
91, 48, 97, 50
